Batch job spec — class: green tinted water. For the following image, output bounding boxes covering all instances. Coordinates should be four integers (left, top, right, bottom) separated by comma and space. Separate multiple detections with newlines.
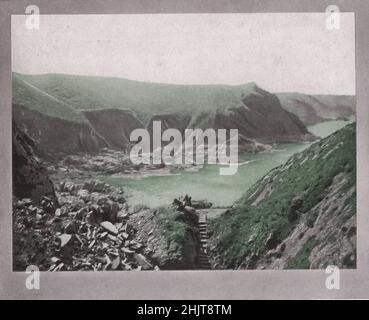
105, 121, 352, 208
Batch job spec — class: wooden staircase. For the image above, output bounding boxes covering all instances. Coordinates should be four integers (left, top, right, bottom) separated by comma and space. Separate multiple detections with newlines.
196, 218, 211, 269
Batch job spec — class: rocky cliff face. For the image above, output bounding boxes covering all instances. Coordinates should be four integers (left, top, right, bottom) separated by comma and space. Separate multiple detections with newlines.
212, 85, 314, 144
209, 123, 356, 269
13, 104, 109, 160
12, 122, 57, 204
82, 108, 144, 150
128, 205, 201, 270
277, 93, 355, 125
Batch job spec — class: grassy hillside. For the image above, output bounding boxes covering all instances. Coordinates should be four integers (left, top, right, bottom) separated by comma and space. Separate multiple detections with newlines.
12, 73, 85, 123
209, 123, 356, 269
13, 72, 249, 122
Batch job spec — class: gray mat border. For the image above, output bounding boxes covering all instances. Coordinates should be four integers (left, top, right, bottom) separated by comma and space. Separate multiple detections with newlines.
0, 0, 368, 300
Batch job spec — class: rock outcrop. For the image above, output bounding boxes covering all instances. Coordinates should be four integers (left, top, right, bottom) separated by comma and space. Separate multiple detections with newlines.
12, 121, 57, 204
13, 104, 108, 160
128, 206, 200, 270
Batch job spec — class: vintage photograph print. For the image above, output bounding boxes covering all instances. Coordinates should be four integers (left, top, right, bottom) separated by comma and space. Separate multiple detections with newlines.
11, 12, 356, 272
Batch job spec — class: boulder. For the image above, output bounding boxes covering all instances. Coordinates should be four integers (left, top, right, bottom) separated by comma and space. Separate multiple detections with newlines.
77, 189, 90, 202
347, 226, 356, 238
111, 256, 121, 270
59, 233, 73, 248
288, 197, 303, 222
291, 196, 303, 211
86, 204, 103, 224
265, 232, 280, 250
63, 182, 76, 193
58, 234, 74, 263
101, 200, 120, 223
40, 196, 56, 214
182, 195, 192, 207
134, 253, 153, 270
109, 190, 126, 204
64, 221, 77, 234
117, 209, 129, 220
191, 200, 213, 209
58, 181, 66, 192
184, 206, 197, 215
83, 180, 107, 193
75, 207, 88, 220
100, 221, 118, 235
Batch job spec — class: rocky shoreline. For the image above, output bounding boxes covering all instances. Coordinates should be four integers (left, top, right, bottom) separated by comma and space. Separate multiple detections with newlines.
48, 148, 204, 180
13, 145, 218, 271
14, 178, 155, 271
12, 123, 228, 272
14, 176, 214, 271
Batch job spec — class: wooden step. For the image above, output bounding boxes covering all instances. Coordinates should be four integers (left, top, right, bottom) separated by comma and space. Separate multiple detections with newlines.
196, 222, 211, 269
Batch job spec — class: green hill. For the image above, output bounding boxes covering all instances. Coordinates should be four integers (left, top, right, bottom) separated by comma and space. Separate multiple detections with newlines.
13, 72, 249, 123
12, 73, 85, 123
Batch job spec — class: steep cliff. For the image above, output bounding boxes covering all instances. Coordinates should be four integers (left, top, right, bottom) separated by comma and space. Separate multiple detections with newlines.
12, 122, 57, 204
13, 104, 109, 160
211, 84, 314, 144
209, 123, 356, 269
82, 108, 144, 150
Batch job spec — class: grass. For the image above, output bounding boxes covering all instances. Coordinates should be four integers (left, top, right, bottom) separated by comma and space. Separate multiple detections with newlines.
13, 73, 85, 123
13, 219, 53, 271
286, 236, 318, 269
209, 123, 356, 268
157, 206, 193, 256
11, 72, 260, 123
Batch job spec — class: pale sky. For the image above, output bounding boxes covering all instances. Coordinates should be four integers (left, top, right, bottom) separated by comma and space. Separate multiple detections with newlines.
12, 13, 355, 95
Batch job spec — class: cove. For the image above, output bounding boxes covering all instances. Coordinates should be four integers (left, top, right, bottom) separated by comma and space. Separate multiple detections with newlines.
105, 120, 352, 208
